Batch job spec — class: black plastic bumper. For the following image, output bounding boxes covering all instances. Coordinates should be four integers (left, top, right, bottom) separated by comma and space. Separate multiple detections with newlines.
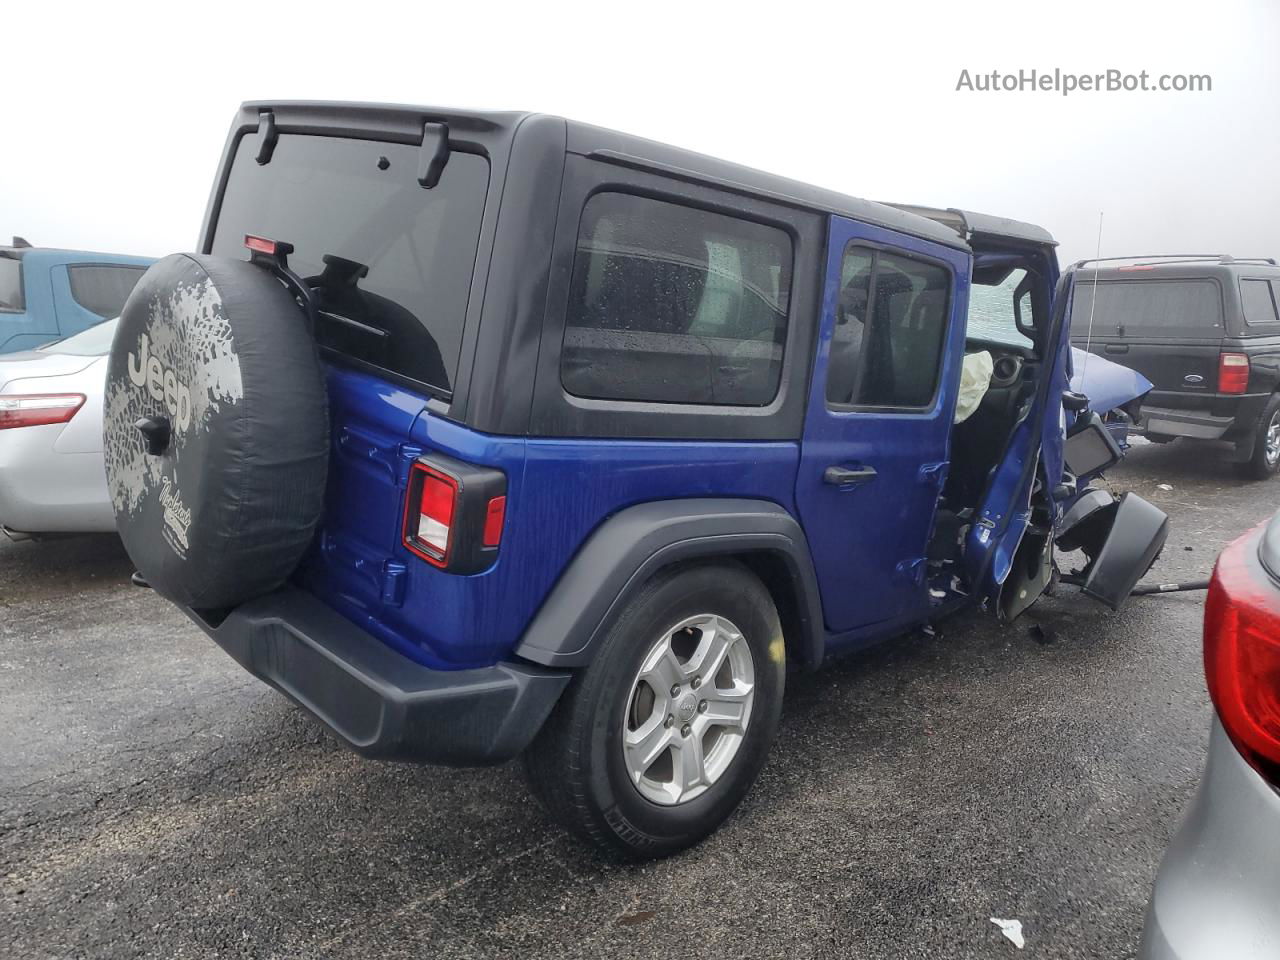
1141, 395, 1267, 443
1141, 405, 1235, 440
184, 588, 570, 766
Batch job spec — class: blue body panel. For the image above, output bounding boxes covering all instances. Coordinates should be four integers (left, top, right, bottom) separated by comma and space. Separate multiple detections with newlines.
795, 217, 972, 635
0, 249, 154, 353
297, 366, 800, 670
1068, 346, 1153, 414
962, 246, 1066, 606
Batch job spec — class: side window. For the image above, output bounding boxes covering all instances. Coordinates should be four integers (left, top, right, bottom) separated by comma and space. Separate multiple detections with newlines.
1241, 278, 1280, 326
826, 246, 950, 409
561, 192, 792, 406
826, 249, 874, 405
67, 265, 147, 318
0, 258, 22, 312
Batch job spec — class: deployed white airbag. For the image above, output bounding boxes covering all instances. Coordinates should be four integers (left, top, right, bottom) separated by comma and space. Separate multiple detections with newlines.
954, 350, 993, 424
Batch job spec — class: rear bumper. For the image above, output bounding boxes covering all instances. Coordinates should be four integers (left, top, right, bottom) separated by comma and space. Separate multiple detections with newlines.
185, 587, 570, 766
1139, 719, 1280, 959
1140, 395, 1267, 442
1140, 406, 1235, 440
0, 425, 115, 534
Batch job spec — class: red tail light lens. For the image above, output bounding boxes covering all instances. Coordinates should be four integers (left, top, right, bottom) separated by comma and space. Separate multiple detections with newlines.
1218, 352, 1250, 394
402, 457, 507, 573
406, 467, 458, 566
0, 393, 86, 430
1204, 526, 1280, 786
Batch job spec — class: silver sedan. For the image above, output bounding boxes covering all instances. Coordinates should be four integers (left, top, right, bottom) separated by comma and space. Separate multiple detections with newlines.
0, 319, 118, 538
1140, 512, 1280, 958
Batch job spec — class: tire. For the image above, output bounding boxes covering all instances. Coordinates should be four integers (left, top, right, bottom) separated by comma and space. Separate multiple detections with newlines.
1235, 394, 1280, 481
523, 562, 785, 860
102, 253, 329, 609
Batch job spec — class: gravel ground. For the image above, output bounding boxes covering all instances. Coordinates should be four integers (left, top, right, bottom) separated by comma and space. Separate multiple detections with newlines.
1, 438, 1273, 960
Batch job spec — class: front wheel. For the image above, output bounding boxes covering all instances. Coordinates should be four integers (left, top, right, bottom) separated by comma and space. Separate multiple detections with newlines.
1236, 394, 1280, 481
523, 562, 785, 859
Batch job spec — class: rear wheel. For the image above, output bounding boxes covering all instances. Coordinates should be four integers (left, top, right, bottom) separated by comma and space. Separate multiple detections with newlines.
1236, 394, 1280, 481
523, 562, 785, 859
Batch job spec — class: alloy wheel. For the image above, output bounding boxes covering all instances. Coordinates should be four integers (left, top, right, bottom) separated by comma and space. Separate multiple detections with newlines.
621, 613, 756, 805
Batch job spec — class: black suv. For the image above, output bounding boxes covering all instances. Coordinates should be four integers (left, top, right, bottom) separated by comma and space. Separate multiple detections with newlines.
1070, 256, 1280, 478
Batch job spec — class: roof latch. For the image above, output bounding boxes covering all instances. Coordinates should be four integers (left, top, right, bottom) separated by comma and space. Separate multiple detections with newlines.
255, 110, 278, 166
417, 121, 450, 189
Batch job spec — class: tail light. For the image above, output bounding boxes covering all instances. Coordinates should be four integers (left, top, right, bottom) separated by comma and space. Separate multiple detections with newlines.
1203, 523, 1280, 786
402, 455, 506, 574
1218, 352, 1250, 394
0, 393, 86, 430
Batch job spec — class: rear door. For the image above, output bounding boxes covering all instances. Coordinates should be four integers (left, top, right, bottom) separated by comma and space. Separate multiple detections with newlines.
1070, 275, 1224, 408
794, 216, 969, 633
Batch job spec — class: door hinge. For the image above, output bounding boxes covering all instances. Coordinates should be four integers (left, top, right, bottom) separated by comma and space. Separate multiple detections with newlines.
895, 556, 926, 585
918, 461, 949, 487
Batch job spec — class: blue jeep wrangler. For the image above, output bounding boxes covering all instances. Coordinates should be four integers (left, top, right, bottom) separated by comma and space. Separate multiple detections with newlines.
102, 102, 1167, 858
0, 239, 152, 353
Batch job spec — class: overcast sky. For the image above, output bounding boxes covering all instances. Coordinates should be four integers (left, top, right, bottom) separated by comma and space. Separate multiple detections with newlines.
4, 0, 1277, 266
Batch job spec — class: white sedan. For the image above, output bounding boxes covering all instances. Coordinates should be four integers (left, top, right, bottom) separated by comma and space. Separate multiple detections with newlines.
0, 319, 118, 538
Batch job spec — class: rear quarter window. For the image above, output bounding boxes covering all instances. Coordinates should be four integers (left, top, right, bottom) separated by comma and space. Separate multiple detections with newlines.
561, 192, 792, 406
1240, 278, 1280, 327
1070, 278, 1223, 339
67, 265, 147, 318
0, 258, 24, 312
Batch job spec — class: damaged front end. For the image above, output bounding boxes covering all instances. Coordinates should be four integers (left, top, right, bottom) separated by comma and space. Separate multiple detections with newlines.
1053, 287, 1168, 611
995, 272, 1168, 618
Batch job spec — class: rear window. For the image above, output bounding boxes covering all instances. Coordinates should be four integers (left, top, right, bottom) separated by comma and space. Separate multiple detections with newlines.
210, 133, 490, 395
561, 192, 792, 406
1070, 278, 1223, 338
0, 258, 22, 312
67, 265, 146, 318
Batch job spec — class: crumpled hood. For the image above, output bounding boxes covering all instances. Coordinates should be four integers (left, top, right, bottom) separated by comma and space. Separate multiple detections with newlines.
0, 350, 99, 392
1069, 347, 1153, 413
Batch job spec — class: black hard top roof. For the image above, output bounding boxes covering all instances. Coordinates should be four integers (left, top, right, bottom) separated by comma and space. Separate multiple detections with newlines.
561, 119, 968, 250
237, 101, 1050, 253
1073, 256, 1280, 281
885, 205, 1057, 247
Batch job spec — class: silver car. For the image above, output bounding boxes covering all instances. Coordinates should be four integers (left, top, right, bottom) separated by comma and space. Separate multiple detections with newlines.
0, 319, 118, 538
1140, 512, 1280, 959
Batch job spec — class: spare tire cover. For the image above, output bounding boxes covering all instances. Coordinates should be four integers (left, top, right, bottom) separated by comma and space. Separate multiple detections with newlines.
103, 253, 329, 609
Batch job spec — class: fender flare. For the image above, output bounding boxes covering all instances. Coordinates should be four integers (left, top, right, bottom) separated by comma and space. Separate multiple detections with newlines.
514, 498, 824, 670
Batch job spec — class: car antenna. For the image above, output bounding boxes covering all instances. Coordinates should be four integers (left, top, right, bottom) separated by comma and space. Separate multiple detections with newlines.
1079, 212, 1104, 388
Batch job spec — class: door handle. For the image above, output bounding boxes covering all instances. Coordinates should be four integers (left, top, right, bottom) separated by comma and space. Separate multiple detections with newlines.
1104, 343, 1129, 354
823, 464, 878, 487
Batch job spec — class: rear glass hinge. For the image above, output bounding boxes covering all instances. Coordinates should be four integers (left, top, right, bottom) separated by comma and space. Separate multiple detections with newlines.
418, 121, 450, 188
255, 110, 278, 165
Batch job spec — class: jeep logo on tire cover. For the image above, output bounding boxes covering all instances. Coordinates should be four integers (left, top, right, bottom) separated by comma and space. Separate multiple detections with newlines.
103, 270, 243, 529
127, 333, 194, 433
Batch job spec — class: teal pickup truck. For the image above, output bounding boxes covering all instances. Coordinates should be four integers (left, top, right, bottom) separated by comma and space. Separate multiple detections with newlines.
0, 238, 153, 353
